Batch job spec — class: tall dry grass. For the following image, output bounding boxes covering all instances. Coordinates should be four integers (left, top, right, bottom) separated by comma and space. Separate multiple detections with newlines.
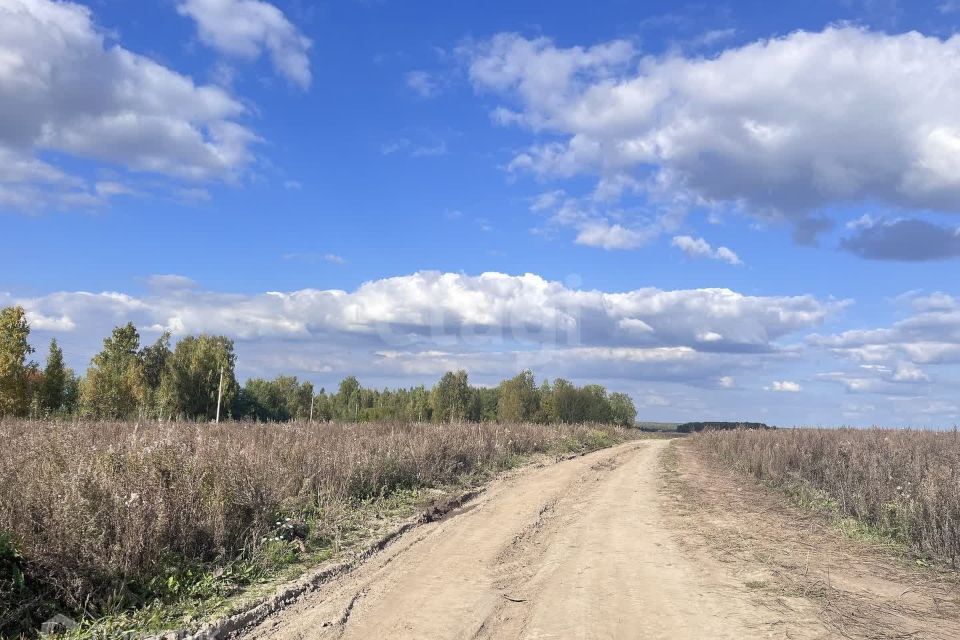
0, 418, 626, 634
693, 428, 960, 563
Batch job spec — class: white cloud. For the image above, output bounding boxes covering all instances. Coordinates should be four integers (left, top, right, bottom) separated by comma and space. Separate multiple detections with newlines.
671, 235, 742, 265
25, 311, 75, 332
405, 70, 440, 98
816, 370, 925, 396
0, 0, 257, 210
806, 292, 960, 401
3, 271, 842, 388
529, 189, 676, 251
94, 181, 137, 198
530, 190, 565, 212
0, 146, 91, 210
811, 292, 960, 368
323, 253, 346, 264
892, 362, 929, 382
767, 380, 801, 392
576, 222, 651, 250
464, 33, 635, 122
693, 28, 738, 48
7, 271, 840, 345
466, 28, 960, 240
177, 0, 312, 89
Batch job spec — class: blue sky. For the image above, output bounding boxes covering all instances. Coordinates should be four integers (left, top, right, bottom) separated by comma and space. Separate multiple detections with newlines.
4, 0, 960, 426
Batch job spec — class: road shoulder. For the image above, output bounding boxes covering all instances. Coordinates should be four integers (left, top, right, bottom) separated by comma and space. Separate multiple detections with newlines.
662, 439, 960, 640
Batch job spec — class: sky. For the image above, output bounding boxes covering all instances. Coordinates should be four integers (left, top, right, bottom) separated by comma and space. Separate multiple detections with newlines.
4, 0, 960, 427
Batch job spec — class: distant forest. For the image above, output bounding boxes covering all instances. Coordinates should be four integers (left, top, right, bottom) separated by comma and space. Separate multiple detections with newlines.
676, 422, 772, 433
0, 306, 637, 426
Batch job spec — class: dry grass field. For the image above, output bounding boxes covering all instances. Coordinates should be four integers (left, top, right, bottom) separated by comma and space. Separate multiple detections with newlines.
0, 419, 628, 636
692, 427, 960, 563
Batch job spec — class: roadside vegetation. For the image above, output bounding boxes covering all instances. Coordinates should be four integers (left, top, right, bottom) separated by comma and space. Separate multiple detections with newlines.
0, 418, 631, 636
693, 427, 960, 564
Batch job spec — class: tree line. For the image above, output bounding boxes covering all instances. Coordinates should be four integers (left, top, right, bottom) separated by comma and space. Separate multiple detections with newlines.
0, 306, 637, 425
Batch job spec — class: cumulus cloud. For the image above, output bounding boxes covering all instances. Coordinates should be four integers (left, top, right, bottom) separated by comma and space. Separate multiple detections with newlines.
816, 367, 929, 395
2, 271, 841, 386
810, 293, 960, 398
671, 235, 742, 265
177, 0, 312, 89
24, 311, 75, 332
528, 188, 676, 250
576, 222, 651, 250
465, 27, 960, 242
767, 380, 801, 392
0, 0, 257, 210
840, 216, 960, 261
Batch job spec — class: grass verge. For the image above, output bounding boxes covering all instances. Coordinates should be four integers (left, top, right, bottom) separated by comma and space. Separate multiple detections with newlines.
688, 428, 957, 566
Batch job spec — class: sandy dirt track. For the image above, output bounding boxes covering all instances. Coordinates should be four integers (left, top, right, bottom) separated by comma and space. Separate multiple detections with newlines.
241, 440, 821, 639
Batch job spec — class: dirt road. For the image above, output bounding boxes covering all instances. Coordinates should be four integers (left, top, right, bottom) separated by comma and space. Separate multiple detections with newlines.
241, 440, 819, 639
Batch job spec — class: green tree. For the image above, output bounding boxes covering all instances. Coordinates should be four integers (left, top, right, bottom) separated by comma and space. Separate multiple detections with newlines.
0, 306, 33, 417
608, 392, 637, 427
239, 375, 315, 421
549, 378, 582, 423
579, 384, 613, 423
476, 386, 500, 422
408, 385, 431, 422
239, 377, 287, 421
162, 335, 238, 420
81, 323, 147, 419
38, 338, 67, 415
535, 379, 553, 423
139, 332, 173, 418
334, 376, 361, 420
497, 370, 540, 423
467, 386, 483, 422
140, 332, 171, 391
276, 375, 313, 419
430, 370, 472, 423
313, 387, 333, 421
62, 368, 80, 415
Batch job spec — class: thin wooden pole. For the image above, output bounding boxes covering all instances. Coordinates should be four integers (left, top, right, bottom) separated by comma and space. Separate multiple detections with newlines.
215, 367, 224, 424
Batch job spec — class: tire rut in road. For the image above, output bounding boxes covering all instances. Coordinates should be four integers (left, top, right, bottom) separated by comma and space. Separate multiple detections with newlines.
476, 451, 634, 638
241, 440, 803, 640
